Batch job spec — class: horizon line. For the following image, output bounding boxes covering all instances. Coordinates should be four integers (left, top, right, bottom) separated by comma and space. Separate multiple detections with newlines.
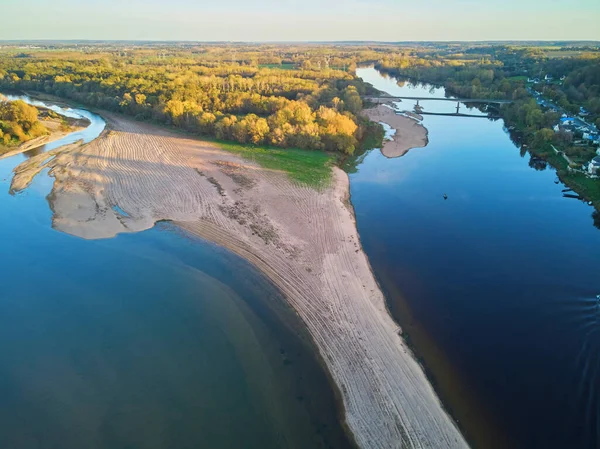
1, 39, 599, 44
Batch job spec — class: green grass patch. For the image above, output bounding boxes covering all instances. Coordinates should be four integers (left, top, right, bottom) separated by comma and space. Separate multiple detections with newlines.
258, 63, 296, 70
527, 142, 600, 211
508, 75, 527, 81
562, 172, 600, 208
544, 50, 595, 59
215, 140, 334, 188
545, 152, 569, 170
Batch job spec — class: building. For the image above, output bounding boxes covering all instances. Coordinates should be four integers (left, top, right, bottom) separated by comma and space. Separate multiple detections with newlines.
560, 117, 575, 127
589, 156, 600, 175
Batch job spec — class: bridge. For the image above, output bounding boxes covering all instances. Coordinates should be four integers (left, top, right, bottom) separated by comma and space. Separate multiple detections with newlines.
363, 95, 513, 105
418, 111, 502, 119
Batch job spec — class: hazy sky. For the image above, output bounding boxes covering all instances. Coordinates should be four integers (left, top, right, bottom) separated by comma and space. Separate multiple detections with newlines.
2, 0, 599, 41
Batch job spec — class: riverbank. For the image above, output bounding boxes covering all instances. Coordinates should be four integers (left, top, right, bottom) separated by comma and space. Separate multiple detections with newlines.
11, 111, 467, 449
523, 141, 600, 214
0, 106, 89, 160
362, 104, 428, 158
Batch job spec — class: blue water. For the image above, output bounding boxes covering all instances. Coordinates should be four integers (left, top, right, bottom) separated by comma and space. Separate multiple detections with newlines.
0, 96, 351, 449
354, 67, 600, 449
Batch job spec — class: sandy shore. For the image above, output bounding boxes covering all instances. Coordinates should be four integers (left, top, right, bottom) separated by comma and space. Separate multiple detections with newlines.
362, 104, 428, 158
11, 113, 468, 449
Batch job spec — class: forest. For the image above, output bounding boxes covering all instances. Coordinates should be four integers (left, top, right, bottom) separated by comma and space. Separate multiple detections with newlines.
0, 96, 47, 146
0, 45, 388, 155
0, 42, 598, 159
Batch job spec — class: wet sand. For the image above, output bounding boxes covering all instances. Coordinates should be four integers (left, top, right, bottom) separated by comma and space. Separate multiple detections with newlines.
11, 112, 467, 449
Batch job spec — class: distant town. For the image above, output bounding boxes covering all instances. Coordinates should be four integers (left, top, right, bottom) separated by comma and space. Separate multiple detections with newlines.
528, 78, 600, 177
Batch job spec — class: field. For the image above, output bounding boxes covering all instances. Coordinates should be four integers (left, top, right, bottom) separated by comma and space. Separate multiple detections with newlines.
258, 63, 297, 70
216, 141, 334, 188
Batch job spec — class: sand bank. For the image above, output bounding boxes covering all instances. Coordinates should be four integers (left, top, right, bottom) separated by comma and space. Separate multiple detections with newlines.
11, 113, 467, 449
362, 105, 428, 158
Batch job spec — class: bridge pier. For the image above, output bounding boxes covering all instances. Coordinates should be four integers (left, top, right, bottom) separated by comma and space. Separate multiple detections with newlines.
456, 102, 460, 114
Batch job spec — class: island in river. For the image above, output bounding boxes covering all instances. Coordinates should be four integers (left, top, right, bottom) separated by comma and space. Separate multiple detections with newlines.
0, 96, 90, 158
10, 97, 467, 449
361, 103, 429, 158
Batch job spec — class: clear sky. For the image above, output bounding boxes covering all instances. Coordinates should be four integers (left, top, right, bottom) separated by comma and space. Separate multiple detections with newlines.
2, 0, 599, 42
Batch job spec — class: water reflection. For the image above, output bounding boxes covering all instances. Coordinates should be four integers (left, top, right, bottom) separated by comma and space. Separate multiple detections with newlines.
593, 210, 600, 230
23, 146, 44, 159
528, 156, 548, 171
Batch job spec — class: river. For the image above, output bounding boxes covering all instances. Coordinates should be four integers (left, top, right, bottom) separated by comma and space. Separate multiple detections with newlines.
353, 67, 600, 449
5, 74, 600, 449
0, 96, 352, 449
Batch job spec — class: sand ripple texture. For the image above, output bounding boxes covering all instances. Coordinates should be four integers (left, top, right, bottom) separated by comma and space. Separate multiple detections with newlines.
12, 114, 468, 449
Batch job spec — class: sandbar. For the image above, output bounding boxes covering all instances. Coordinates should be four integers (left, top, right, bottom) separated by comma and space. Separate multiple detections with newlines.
11, 112, 467, 449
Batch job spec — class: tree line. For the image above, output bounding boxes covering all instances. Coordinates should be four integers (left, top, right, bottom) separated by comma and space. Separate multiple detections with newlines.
1, 43, 596, 156
0, 49, 379, 154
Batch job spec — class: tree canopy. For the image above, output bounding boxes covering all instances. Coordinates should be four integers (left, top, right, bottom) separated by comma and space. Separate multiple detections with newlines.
0, 98, 47, 146
0, 46, 381, 154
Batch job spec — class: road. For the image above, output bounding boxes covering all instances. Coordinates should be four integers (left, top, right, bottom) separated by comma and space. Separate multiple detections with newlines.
527, 86, 598, 133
